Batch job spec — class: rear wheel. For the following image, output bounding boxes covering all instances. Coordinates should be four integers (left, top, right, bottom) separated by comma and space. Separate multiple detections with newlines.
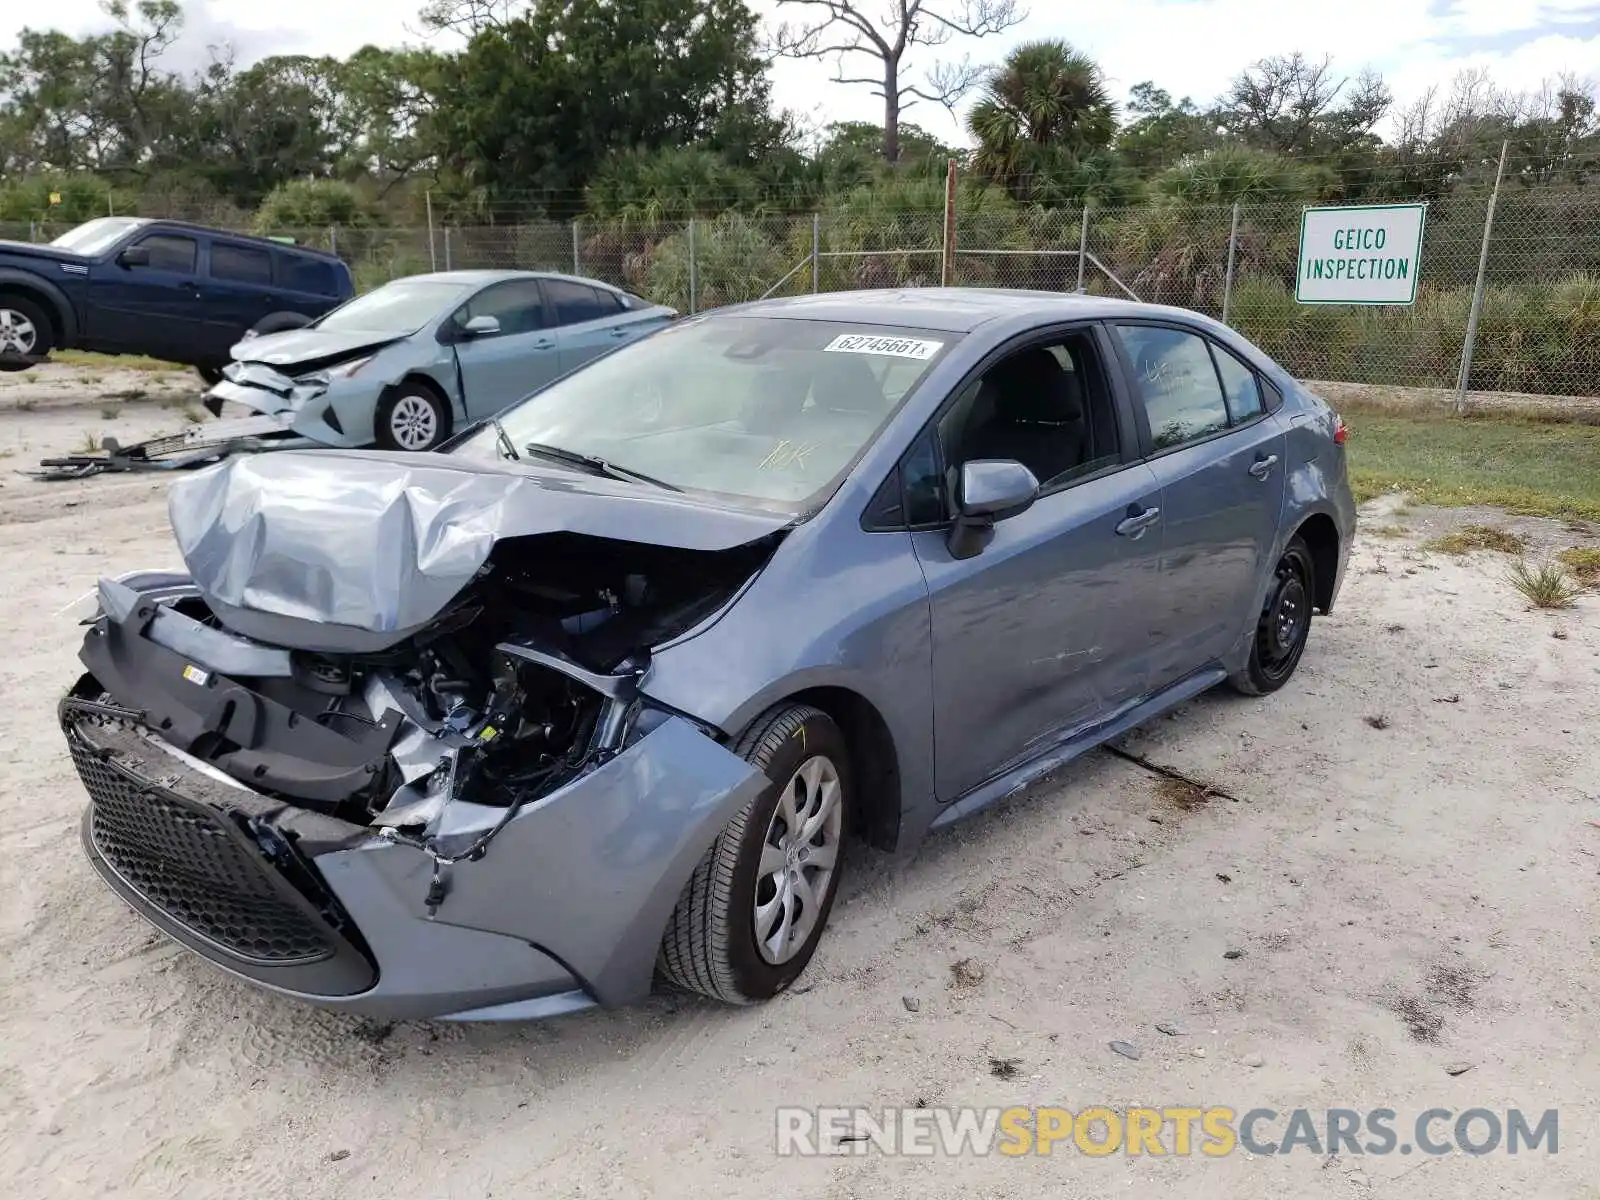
1229, 536, 1316, 696
659, 704, 851, 1004
196, 364, 226, 386
0, 293, 53, 366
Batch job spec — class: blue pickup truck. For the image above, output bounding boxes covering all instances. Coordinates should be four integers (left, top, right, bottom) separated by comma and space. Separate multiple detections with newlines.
0, 217, 355, 382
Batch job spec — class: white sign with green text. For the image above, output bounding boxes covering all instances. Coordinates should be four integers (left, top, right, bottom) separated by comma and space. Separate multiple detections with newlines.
1295, 203, 1427, 305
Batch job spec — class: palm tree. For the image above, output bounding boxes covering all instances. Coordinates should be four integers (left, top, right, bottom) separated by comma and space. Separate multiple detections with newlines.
968, 40, 1118, 199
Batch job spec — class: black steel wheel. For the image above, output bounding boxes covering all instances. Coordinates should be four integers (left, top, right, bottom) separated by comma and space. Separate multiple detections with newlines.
1229, 535, 1316, 696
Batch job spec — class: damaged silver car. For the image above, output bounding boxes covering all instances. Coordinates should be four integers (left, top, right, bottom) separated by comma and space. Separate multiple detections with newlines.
202, 270, 676, 453
61, 289, 1355, 1021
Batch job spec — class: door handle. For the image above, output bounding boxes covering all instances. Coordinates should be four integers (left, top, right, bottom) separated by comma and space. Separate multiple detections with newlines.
1115, 504, 1161, 538
1249, 454, 1279, 480
608, 327, 630, 338
532, 338, 555, 350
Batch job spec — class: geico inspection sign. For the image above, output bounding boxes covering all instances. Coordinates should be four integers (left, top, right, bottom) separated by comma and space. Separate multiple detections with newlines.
1296, 203, 1427, 305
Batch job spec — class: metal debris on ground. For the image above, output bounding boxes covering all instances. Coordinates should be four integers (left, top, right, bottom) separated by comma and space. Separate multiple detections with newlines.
1109, 1041, 1142, 1061
25, 421, 310, 481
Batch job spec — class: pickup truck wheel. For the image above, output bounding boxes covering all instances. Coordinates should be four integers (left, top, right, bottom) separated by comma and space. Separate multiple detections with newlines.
374, 383, 450, 452
658, 703, 851, 1004
196, 364, 226, 386
0, 294, 52, 366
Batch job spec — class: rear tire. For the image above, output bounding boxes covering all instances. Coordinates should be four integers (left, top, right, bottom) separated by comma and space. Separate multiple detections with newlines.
373, 382, 450, 452
1228, 535, 1316, 696
196, 364, 226, 386
0, 292, 54, 366
658, 704, 851, 1004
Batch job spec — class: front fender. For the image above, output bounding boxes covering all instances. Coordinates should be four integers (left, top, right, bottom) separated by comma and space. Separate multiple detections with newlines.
0, 267, 78, 345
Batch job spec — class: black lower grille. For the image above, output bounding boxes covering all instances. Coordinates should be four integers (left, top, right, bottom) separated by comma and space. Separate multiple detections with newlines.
64, 702, 336, 966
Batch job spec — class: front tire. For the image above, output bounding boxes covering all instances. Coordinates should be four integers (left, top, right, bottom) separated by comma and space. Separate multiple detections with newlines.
373, 383, 450, 452
659, 704, 851, 1004
0, 292, 54, 365
1229, 535, 1316, 696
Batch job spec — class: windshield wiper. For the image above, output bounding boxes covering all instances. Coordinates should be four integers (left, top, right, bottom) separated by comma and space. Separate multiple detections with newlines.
491, 416, 520, 461
522, 441, 681, 492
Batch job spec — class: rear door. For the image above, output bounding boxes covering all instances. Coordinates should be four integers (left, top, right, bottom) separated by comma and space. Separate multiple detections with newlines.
448, 279, 561, 418
199, 239, 277, 360
90, 230, 206, 359
1108, 321, 1288, 687
545, 279, 651, 372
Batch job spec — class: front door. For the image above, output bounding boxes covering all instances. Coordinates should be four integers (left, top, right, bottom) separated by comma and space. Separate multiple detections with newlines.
89, 231, 206, 359
1109, 322, 1289, 686
909, 327, 1166, 804
449, 279, 562, 419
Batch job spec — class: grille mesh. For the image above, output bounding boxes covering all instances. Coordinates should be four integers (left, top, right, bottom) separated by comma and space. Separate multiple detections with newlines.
65, 707, 336, 965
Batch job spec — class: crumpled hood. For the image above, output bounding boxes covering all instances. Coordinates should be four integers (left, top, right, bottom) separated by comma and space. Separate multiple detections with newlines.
166, 449, 792, 654
232, 327, 402, 369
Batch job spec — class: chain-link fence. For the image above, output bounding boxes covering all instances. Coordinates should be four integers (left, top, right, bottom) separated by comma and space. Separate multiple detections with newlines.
7, 188, 1599, 397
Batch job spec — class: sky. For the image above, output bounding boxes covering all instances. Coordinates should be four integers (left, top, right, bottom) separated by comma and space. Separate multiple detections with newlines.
3, 0, 1598, 144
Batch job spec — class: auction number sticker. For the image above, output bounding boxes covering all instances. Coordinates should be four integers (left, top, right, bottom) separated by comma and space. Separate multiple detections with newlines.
823, 333, 944, 360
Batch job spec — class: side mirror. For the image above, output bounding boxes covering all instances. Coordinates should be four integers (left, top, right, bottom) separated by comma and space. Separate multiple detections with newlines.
947, 459, 1040, 560
117, 245, 150, 268
461, 314, 501, 338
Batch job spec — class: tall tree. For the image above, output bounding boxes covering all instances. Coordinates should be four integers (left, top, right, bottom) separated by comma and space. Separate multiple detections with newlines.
1116, 82, 1215, 173
771, 0, 1026, 163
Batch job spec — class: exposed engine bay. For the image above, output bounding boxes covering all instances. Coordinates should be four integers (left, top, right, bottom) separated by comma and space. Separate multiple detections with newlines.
75, 531, 779, 842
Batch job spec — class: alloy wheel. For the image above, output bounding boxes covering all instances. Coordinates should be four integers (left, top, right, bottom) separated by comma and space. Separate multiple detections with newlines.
0, 308, 37, 356
389, 394, 438, 450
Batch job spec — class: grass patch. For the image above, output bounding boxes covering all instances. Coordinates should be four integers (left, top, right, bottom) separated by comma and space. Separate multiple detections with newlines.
1365, 524, 1410, 540
76, 430, 101, 454
14, 397, 38, 411
1507, 558, 1582, 609
1557, 547, 1600, 588
181, 404, 207, 424
55, 350, 179, 373
1422, 524, 1527, 555
1346, 411, 1600, 521
99, 404, 121, 420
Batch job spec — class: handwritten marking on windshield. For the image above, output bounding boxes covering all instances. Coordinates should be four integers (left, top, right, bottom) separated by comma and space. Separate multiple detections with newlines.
760, 439, 816, 470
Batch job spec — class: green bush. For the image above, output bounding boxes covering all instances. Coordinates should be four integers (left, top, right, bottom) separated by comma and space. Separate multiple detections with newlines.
645, 213, 784, 311
254, 180, 379, 234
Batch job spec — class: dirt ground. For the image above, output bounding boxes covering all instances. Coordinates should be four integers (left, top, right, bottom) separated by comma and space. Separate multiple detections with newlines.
2, 381, 1599, 1199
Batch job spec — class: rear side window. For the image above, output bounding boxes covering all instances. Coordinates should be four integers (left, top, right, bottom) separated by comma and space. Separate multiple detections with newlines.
211, 243, 273, 284
133, 235, 197, 273
277, 254, 341, 297
1114, 324, 1231, 451
1209, 343, 1265, 423
545, 280, 620, 326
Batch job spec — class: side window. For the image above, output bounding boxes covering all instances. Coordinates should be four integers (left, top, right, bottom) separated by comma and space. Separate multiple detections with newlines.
1113, 325, 1231, 451
545, 280, 617, 326
939, 331, 1119, 489
456, 280, 547, 336
1210, 343, 1265, 423
901, 427, 946, 525
210, 243, 273, 285
277, 254, 339, 297
132, 235, 197, 273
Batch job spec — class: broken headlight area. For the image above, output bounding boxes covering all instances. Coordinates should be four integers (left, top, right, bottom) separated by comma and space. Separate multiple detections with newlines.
70, 531, 769, 842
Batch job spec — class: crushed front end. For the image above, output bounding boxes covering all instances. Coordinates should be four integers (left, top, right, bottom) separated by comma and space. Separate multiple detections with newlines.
63, 535, 770, 1019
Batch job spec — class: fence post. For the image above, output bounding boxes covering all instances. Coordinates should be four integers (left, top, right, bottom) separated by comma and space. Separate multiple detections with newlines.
1075, 203, 1090, 292
812, 212, 820, 294
1221, 202, 1241, 325
941, 158, 957, 287
687, 218, 698, 315
572, 220, 582, 275
444, 226, 453, 271
29, 220, 37, 242
425, 190, 438, 272
329, 225, 339, 257
1456, 140, 1508, 415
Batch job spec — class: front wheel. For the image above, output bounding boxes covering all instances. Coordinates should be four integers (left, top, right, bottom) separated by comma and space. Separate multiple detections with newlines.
1229, 535, 1316, 696
658, 704, 851, 1004
373, 383, 450, 452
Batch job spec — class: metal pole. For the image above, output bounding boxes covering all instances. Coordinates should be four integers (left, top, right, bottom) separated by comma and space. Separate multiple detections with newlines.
941, 158, 957, 287
330, 225, 338, 257
1456, 139, 1509, 415
572, 220, 582, 275
425, 190, 438, 272
1221, 202, 1241, 325
444, 225, 453, 271
811, 213, 820, 293
1075, 203, 1090, 292
687, 219, 698, 315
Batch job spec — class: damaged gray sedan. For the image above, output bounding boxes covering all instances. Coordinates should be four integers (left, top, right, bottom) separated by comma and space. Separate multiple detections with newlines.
61, 289, 1354, 1021
204, 270, 675, 453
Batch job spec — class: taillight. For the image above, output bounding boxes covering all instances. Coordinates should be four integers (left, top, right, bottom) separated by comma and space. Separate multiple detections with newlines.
1333, 414, 1348, 445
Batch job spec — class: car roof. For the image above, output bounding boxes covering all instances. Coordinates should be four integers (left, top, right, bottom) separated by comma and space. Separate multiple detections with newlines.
721, 288, 1209, 333
140, 219, 346, 263
398, 269, 630, 291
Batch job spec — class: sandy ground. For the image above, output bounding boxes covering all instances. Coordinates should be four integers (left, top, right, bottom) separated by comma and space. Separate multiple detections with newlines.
2, 382, 1599, 1199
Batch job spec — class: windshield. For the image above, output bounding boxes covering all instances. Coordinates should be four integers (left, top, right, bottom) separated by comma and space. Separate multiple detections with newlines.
51, 218, 148, 256
453, 315, 958, 512
315, 280, 472, 335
